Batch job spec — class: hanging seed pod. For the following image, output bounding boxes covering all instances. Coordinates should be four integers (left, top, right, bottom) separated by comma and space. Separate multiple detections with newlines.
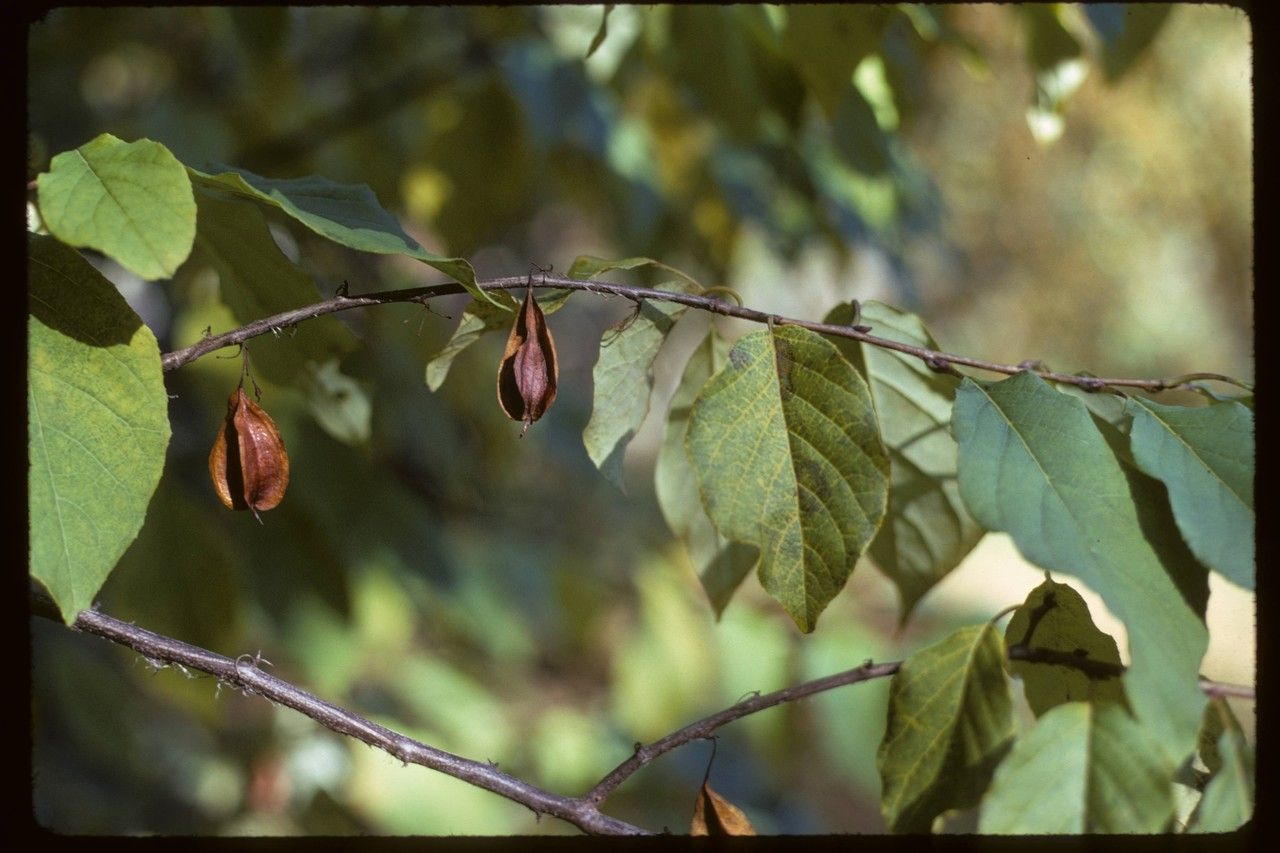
497, 283, 558, 435
209, 387, 290, 521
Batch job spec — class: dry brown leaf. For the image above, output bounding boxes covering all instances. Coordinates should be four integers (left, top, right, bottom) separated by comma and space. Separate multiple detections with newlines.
691, 782, 756, 836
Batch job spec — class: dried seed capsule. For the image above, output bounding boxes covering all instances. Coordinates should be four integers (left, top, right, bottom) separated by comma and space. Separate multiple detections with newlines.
209, 387, 289, 521
497, 284, 558, 435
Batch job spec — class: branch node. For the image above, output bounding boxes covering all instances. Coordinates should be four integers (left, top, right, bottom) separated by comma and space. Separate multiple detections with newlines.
1077, 376, 1107, 392
924, 355, 954, 374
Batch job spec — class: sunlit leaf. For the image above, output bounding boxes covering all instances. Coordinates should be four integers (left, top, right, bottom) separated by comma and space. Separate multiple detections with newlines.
952, 373, 1209, 768
584, 298, 685, 488
28, 234, 171, 622
1004, 578, 1126, 715
877, 624, 1014, 832
691, 783, 756, 835
1126, 397, 1254, 590
655, 328, 758, 616
979, 702, 1175, 833
827, 300, 984, 623
686, 325, 889, 631
37, 134, 195, 280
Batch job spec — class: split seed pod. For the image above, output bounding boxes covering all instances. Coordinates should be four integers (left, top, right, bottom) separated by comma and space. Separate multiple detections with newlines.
209, 387, 290, 521
497, 284, 558, 435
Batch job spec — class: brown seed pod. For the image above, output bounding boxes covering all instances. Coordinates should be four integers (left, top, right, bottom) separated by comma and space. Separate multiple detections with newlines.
497, 283, 558, 435
209, 387, 290, 521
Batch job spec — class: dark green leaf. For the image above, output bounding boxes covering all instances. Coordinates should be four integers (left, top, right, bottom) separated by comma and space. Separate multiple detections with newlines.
28, 235, 171, 622
188, 165, 490, 305
878, 624, 1014, 832
832, 86, 892, 176
585, 4, 614, 59
781, 6, 887, 117
1084, 5, 1174, 81
1188, 701, 1253, 832
192, 190, 358, 383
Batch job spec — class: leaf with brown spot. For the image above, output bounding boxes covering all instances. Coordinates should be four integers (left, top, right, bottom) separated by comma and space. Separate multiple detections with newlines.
691, 783, 756, 836
209, 387, 290, 520
497, 283, 559, 435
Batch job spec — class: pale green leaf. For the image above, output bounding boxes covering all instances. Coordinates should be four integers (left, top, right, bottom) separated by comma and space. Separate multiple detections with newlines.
302, 359, 371, 446
36, 134, 195, 280
686, 326, 889, 631
424, 290, 572, 391
1126, 397, 1254, 590
584, 299, 686, 488
1189, 715, 1254, 832
654, 328, 757, 616
827, 300, 984, 623
952, 373, 1208, 768
877, 624, 1014, 833
1004, 578, 1126, 715
188, 165, 491, 305
980, 702, 1175, 833
192, 190, 357, 383
28, 234, 172, 623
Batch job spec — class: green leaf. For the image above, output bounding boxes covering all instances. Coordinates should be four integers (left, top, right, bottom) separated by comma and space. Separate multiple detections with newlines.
302, 359, 372, 446
424, 290, 572, 391
1189, 705, 1254, 832
584, 299, 686, 488
952, 373, 1208, 768
655, 328, 758, 616
188, 165, 491, 305
781, 6, 887, 117
28, 234, 172, 623
585, 4, 614, 59
36, 134, 196, 280
827, 301, 984, 623
192, 190, 358, 383
568, 253, 702, 292
877, 624, 1014, 833
1084, 5, 1173, 82
832, 86, 892, 176
1004, 578, 1126, 716
1126, 398, 1254, 590
687, 325, 889, 631
979, 702, 1175, 833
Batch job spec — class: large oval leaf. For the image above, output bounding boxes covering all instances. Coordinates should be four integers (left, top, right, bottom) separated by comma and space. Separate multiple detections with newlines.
827, 300, 984, 623
37, 134, 196, 280
686, 325, 889, 631
1126, 397, 1254, 590
28, 235, 172, 622
979, 702, 1175, 833
952, 372, 1208, 768
877, 623, 1014, 832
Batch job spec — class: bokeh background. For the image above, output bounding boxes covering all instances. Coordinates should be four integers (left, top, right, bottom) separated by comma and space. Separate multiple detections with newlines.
28, 5, 1252, 834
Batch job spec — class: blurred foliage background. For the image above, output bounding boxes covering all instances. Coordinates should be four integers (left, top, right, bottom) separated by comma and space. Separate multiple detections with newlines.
29, 5, 1252, 835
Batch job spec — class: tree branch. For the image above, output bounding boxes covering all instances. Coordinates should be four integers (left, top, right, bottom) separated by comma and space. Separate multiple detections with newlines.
37, 596, 1254, 833
159, 274, 1252, 394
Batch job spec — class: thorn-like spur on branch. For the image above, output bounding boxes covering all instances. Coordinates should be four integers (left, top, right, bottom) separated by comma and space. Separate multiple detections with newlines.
158, 274, 1253, 394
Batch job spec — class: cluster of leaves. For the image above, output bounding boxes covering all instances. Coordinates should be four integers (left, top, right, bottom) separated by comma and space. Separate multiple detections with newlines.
29, 124, 1253, 833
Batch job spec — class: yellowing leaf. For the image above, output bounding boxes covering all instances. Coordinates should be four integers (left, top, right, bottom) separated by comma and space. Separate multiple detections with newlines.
691, 784, 756, 836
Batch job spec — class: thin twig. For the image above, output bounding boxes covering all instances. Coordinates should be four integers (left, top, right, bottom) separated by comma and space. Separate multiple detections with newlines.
159, 275, 1252, 394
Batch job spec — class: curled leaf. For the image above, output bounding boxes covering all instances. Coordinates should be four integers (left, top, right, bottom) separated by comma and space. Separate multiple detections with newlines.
691, 783, 756, 836
209, 387, 290, 520
497, 284, 559, 435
